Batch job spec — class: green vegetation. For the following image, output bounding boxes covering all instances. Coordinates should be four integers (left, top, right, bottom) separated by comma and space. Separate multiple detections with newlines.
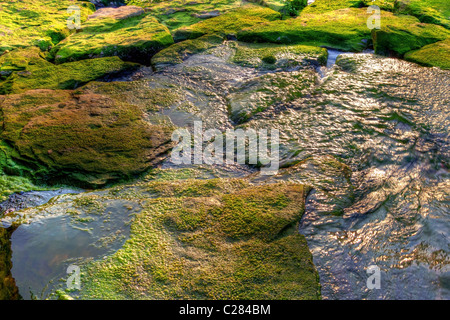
302, 0, 365, 13
237, 8, 373, 51
230, 41, 328, 68
0, 0, 94, 55
75, 179, 320, 299
237, 7, 449, 55
151, 34, 224, 69
282, 0, 308, 17
173, 5, 282, 42
372, 11, 450, 56
125, 0, 245, 30
0, 84, 175, 187
0, 47, 138, 94
404, 38, 450, 69
50, 13, 174, 64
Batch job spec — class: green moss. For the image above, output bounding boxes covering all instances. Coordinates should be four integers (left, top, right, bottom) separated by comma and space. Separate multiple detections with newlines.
0, 0, 95, 55
151, 34, 224, 69
238, 7, 450, 54
230, 41, 328, 68
0, 84, 176, 187
367, 0, 450, 29
0, 47, 138, 94
237, 8, 372, 51
404, 38, 450, 70
126, 0, 246, 30
302, 0, 366, 13
173, 5, 282, 42
371, 12, 450, 56
50, 13, 174, 65
78, 180, 320, 299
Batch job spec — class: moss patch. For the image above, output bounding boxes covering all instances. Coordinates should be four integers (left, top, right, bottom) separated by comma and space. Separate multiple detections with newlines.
50, 13, 174, 64
237, 8, 372, 51
302, 0, 366, 14
0, 0, 95, 55
0, 84, 176, 187
404, 38, 450, 70
172, 5, 281, 42
230, 41, 328, 68
151, 34, 224, 69
77, 179, 320, 299
0, 47, 138, 94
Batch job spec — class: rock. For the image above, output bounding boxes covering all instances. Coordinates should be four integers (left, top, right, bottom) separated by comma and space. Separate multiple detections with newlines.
0, 83, 176, 187
50, 14, 174, 65
0, 0, 95, 55
173, 5, 281, 42
192, 10, 221, 19
404, 38, 450, 70
88, 5, 144, 20
24, 176, 320, 299
371, 12, 450, 56
0, 47, 139, 94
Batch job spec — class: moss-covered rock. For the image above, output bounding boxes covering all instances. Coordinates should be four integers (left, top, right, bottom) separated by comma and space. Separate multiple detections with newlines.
173, 5, 282, 42
151, 34, 224, 70
73, 179, 320, 299
0, 0, 95, 55
371, 12, 449, 56
50, 13, 174, 64
0, 47, 138, 94
302, 0, 366, 13
126, 0, 245, 30
230, 41, 328, 69
238, 7, 449, 54
237, 8, 372, 51
404, 38, 450, 70
368, 0, 450, 29
0, 83, 176, 187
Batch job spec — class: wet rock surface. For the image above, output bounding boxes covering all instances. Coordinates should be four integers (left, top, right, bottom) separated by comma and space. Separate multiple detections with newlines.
0, 0, 449, 300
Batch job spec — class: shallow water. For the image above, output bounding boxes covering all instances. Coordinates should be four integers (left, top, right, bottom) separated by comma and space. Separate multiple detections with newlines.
1, 47, 448, 300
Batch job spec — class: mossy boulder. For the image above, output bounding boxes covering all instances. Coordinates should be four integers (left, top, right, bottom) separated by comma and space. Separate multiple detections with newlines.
151, 34, 224, 70
0, 84, 176, 187
173, 5, 282, 42
73, 179, 320, 299
50, 13, 174, 64
126, 0, 247, 30
368, 0, 450, 29
230, 41, 328, 69
0, 47, 138, 94
237, 8, 372, 51
302, 0, 366, 13
404, 38, 450, 70
0, 0, 95, 55
371, 12, 450, 56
